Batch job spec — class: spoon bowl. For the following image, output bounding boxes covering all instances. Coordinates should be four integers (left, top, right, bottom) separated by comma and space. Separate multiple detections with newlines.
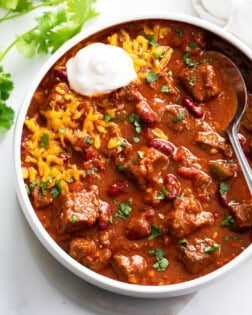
207, 51, 252, 194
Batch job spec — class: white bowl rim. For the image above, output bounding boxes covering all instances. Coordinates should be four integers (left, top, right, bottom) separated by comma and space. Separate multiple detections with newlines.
13, 12, 252, 298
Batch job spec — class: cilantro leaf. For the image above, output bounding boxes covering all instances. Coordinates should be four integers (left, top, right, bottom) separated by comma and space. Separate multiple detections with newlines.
148, 225, 162, 240
219, 182, 229, 198
0, 101, 15, 133
172, 111, 184, 123
144, 34, 158, 47
40, 133, 49, 148
115, 201, 132, 220
50, 180, 62, 198
204, 243, 221, 253
148, 249, 169, 271
220, 213, 235, 229
146, 70, 157, 83
128, 113, 142, 134
156, 186, 166, 200
0, 66, 14, 100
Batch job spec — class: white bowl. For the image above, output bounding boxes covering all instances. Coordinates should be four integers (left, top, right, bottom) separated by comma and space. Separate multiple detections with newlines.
13, 12, 252, 298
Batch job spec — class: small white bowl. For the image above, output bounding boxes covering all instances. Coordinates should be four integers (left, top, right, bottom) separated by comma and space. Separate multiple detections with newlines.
13, 12, 252, 298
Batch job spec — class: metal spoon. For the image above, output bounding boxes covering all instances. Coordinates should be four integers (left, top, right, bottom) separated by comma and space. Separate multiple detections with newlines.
206, 51, 252, 195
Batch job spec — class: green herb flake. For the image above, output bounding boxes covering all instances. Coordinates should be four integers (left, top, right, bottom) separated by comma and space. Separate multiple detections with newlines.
109, 215, 113, 224
47, 175, 53, 183
132, 136, 140, 143
50, 180, 62, 199
167, 70, 173, 77
183, 50, 197, 67
176, 28, 183, 37
219, 182, 229, 199
228, 200, 238, 206
156, 186, 166, 200
232, 236, 238, 241
132, 158, 137, 166
152, 52, 159, 59
25, 184, 30, 195
71, 215, 77, 223
223, 236, 229, 242
148, 249, 169, 271
161, 85, 169, 93
86, 170, 91, 176
204, 243, 221, 253
148, 225, 162, 240
113, 199, 117, 205
220, 213, 235, 229
146, 70, 157, 83
144, 33, 158, 47
104, 112, 112, 122
179, 238, 188, 246
189, 43, 198, 48
115, 200, 132, 220
128, 113, 142, 134
93, 166, 98, 172
138, 151, 144, 159
189, 77, 196, 86
116, 163, 124, 172
172, 111, 184, 123
40, 133, 49, 148
84, 136, 93, 145
59, 128, 65, 134
39, 180, 48, 196
30, 181, 39, 189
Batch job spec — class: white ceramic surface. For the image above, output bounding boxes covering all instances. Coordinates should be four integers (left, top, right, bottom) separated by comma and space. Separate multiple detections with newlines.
13, 12, 252, 299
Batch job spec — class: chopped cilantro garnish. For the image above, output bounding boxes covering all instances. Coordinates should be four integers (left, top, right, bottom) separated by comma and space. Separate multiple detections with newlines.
132, 158, 137, 166
50, 180, 62, 199
172, 111, 184, 123
104, 112, 112, 122
25, 184, 30, 195
144, 33, 158, 47
146, 70, 157, 83
138, 151, 144, 159
109, 216, 113, 224
183, 50, 197, 67
115, 200, 132, 220
176, 28, 183, 37
204, 243, 221, 253
129, 113, 142, 134
228, 200, 238, 206
189, 43, 198, 48
133, 136, 140, 143
47, 175, 53, 183
220, 214, 235, 229
116, 163, 124, 172
223, 236, 229, 242
30, 181, 39, 189
219, 182, 229, 199
59, 128, 65, 134
84, 136, 93, 145
189, 77, 196, 86
161, 85, 169, 93
148, 225, 162, 240
148, 249, 169, 271
86, 170, 91, 176
152, 52, 159, 59
167, 70, 173, 77
39, 180, 48, 196
232, 236, 238, 241
71, 215, 77, 223
179, 238, 188, 246
156, 186, 166, 200
113, 199, 117, 205
40, 133, 49, 148
93, 167, 98, 172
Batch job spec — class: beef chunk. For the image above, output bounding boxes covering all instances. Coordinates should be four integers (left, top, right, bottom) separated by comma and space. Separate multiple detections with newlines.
112, 254, 147, 284
167, 195, 214, 238
209, 160, 237, 181
55, 187, 99, 234
116, 147, 169, 189
32, 185, 53, 208
173, 146, 200, 167
196, 131, 232, 156
125, 212, 151, 239
178, 166, 212, 196
163, 105, 190, 133
179, 62, 221, 101
178, 238, 218, 273
69, 238, 111, 271
230, 200, 252, 229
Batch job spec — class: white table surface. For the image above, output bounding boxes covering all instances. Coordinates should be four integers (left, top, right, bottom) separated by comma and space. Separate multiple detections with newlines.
1, 0, 251, 314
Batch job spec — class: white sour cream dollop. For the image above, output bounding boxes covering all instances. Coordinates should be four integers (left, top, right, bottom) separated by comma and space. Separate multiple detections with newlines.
66, 43, 137, 96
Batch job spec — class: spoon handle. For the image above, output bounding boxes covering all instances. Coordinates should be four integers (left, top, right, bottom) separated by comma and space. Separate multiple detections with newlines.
227, 127, 252, 195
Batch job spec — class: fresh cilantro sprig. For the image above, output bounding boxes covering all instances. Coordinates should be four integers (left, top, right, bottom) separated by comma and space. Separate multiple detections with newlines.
148, 249, 169, 271
148, 225, 162, 240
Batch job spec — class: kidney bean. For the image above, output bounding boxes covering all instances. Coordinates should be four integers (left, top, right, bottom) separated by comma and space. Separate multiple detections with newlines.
182, 97, 204, 118
97, 201, 111, 230
136, 101, 159, 124
164, 174, 181, 200
58, 152, 69, 163
148, 138, 176, 155
55, 68, 68, 82
108, 181, 129, 198
238, 133, 246, 147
